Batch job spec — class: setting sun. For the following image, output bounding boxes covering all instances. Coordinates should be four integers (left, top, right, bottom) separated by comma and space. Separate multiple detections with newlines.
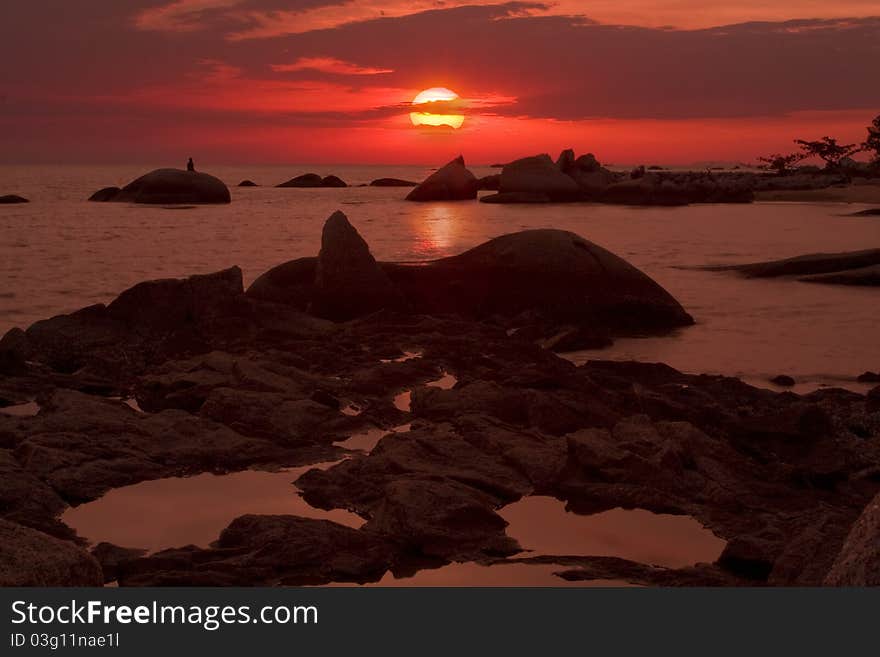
410, 87, 465, 129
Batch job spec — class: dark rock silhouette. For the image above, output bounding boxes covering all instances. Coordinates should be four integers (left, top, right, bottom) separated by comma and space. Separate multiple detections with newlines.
277, 173, 323, 187
248, 214, 693, 335
847, 208, 880, 216
321, 175, 348, 188
405, 156, 478, 201
88, 187, 121, 202
369, 178, 417, 187
705, 249, 880, 278
800, 265, 880, 286
476, 173, 501, 190
857, 371, 880, 383
277, 173, 347, 188
497, 154, 580, 200
0, 194, 28, 204
310, 210, 402, 321
770, 375, 796, 387
237, 180, 258, 187
89, 169, 230, 204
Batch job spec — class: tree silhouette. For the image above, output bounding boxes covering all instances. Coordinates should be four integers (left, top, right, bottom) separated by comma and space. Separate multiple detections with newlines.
794, 136, 861, 169
756, 152, 805, 175
863, 114, 880, 164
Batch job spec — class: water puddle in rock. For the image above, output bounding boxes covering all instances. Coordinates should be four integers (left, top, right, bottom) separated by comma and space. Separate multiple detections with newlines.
62, 461, 362, 554
427, 371, 457, 390
380, 350, 422, 364
0, 401, 40, 417
393, 390, 412, 412
107, 396, 145, 413
326, 562, 635, 587
334, 423, 412, 453
500, 496, 725, 569
340, 402, 363, 416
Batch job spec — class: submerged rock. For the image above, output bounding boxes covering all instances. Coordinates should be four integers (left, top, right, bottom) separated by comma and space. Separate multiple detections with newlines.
847, 208, 880, 216
311, 211, 403, 321
405, 156, 478, 201
370, 178, 417, 187
707, 249, 880, 278
0, 194, 29, 204
94, 169, 231, 204
799, 264, 880, 287
770, 375, 796, 387
0, 519, 102, 586
237, 180, 258, 187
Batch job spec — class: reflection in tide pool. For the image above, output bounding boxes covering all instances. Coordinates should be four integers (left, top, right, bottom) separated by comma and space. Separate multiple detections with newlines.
0, 401, 39, 416
62, 463, 363, 553
327, 562, 634, 587
500, 496, 725, 569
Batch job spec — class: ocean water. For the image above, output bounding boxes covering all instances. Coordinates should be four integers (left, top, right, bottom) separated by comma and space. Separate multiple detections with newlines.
1, 164, 879, 390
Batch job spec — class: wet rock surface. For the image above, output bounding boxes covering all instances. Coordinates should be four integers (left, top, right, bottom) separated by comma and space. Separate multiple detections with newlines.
0, 519, 102, 586
2, 212, 878, 586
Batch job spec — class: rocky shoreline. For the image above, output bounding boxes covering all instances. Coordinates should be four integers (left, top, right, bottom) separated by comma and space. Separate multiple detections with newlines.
1, 212, 878, 587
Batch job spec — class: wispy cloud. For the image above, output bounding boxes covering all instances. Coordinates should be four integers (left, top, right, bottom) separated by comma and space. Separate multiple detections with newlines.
271, 57, 393, 75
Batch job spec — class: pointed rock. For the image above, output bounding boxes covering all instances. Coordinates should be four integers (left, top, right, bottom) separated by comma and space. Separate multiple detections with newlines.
311, 211, 402, 320
405, 155, 478, 201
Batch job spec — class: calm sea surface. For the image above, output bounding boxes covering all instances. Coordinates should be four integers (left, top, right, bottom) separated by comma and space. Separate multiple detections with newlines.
1, 164, 878, 391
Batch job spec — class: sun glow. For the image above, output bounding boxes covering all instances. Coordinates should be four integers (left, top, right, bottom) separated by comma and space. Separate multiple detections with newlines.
410, 87, 465, 129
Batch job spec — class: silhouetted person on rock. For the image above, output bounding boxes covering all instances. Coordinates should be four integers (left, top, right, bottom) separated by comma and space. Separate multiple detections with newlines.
187, 157, 195, 172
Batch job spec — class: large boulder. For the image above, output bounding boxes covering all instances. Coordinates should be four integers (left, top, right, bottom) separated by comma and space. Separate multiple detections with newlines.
310, 211, 403, 321
383, 229, 694, 332
97, 169, 230, 204
824, 493, 880, 585
498, 154, 581, 201
0, 519, 103, 586
106, 266, 245, 331
405, 156, 478, 201
0, 194, 29, 204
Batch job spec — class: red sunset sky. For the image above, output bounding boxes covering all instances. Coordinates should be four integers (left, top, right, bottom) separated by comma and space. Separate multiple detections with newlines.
1, 1, 879, 165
